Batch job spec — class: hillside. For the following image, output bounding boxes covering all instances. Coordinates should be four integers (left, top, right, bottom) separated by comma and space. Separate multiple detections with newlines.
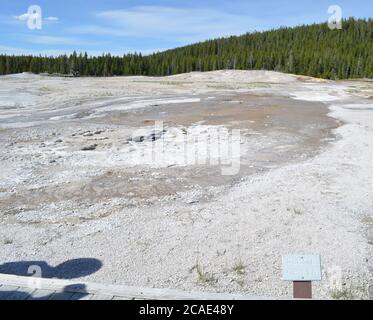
1, 18, 373, 79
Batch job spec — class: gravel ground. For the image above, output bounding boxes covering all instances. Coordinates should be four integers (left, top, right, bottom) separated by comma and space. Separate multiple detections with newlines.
0, 71, 372, 299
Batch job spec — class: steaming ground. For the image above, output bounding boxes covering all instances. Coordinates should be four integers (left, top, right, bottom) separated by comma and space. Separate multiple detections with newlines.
0, 71, 372, 299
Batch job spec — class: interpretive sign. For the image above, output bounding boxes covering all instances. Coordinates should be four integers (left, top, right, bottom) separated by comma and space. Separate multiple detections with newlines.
282, 255, 321, 299
282, 255, 321, 281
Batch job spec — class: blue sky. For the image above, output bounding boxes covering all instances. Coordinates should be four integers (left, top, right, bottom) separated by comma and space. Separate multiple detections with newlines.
0, 0, 372, 56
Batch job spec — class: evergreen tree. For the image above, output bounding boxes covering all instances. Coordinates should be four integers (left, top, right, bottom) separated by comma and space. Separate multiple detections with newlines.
1, 18, 373, 80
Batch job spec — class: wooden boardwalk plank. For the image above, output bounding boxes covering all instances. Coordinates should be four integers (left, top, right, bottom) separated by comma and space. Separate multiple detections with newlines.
3, 287, 35, 300
112, 296, 135, 300
0, 273, 276, 300
0, 284, 19, 292
49, 291, 76, 300
0, 285, 21, 300
70, 292, 94, 300
0, 285, 34, 300
27, 289, 55, 300
90, 294, 114, 300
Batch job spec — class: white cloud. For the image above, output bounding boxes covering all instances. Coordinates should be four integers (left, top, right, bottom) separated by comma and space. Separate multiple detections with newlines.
0, 45, 29, 55
13, 13, 59, 22
68, 25, 124, 37
0, 45, 66, 56
26, 35, 80, 45
14, 13, 34, 21
0, 45, 166, 57
23, 35, 105, 47
45, 17, 59, 22
71, 6, 261, 43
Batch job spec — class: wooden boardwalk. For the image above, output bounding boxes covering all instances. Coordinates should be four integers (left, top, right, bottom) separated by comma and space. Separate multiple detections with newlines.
0, 273, 273, 300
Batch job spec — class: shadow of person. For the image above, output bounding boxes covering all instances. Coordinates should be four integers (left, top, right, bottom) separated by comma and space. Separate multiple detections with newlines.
0, 259, 103, 300
0, 258, 102, 279
0, 284, 90, 300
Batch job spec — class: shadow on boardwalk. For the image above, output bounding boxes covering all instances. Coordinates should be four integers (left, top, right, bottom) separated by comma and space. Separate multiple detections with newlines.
0, 258, 102, 300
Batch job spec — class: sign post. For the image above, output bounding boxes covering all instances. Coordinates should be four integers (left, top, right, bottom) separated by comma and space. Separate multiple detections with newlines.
282, 255, 321, 299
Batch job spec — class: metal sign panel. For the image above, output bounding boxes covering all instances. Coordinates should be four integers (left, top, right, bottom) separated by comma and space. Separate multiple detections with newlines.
282, 255, 321, 281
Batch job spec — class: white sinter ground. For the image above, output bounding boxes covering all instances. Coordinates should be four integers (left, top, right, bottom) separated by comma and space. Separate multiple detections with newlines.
0, 71, 372, 299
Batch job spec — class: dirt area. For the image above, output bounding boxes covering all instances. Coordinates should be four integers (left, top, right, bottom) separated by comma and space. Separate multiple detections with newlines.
0, 70, 372, 299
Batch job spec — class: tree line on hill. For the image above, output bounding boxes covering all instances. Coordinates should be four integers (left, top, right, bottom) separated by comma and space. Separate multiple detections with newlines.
1, 18, 373, 79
